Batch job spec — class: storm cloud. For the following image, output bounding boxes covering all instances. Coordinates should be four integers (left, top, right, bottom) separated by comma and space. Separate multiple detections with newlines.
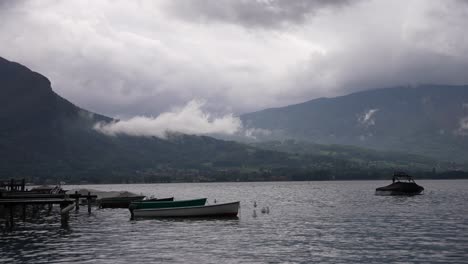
1, 0, 468, 121
165, 0, 356, 28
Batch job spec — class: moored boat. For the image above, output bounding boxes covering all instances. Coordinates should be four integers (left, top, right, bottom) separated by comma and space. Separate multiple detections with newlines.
143, 197, 174, 202
376, 172, 424, 195
130, 198, 207, 210
130, 201, 240, 218
98, 196, 146, 208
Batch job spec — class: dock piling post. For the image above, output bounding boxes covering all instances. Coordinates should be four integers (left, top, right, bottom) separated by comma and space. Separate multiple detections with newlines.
47, 203, 53, 215
60, 203, 69, 228
87, 192, 91, 214
75, 191, 80, 211
9, 205, 14, 228
32, 205, 38, 218
22, 204, 26, 222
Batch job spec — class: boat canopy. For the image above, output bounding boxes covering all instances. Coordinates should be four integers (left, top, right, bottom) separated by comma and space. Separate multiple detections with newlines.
393, 172, 416, 183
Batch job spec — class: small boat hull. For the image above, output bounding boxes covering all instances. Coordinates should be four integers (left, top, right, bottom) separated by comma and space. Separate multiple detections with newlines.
375, 182, 424, 196
130, 198, 207, 210
99, 196, 146, 208
131, 201, 240, 218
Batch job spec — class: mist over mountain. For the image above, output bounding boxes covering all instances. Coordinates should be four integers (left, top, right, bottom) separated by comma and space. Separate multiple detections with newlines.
0, 57, 297, 183
1, 57, 465, 183
241, 85, 468, 162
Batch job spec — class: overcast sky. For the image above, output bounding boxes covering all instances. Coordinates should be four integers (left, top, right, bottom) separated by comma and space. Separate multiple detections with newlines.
1, 0, 468, 118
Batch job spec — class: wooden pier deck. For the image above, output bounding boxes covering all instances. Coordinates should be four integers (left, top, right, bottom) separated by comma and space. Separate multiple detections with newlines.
1, 179, 98, 229
0, 199, 74, 205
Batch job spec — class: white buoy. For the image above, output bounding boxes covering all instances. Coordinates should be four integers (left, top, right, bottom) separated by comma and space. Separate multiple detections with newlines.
261, 207, 267, 214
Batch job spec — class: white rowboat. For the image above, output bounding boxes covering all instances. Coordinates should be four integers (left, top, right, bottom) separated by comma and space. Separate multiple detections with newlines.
131, 201, 240, 218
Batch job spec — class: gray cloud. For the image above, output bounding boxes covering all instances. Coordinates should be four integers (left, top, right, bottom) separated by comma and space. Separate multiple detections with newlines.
94, 100, 242, 137
0, 0, 467, 120
165, 0, 356, 29
0, 0, 21, 9
281, 0, 468, 101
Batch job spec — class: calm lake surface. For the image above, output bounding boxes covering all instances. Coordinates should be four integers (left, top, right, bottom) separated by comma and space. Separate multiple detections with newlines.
1, 180, 468, 263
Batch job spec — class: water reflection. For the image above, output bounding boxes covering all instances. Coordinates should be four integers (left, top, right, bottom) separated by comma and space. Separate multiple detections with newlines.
132, 216, 239, 223
1, 180, 467, 263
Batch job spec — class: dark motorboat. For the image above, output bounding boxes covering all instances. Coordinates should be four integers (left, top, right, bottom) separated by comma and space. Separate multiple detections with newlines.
376, 172, 424, 195
98, 196, 146, 208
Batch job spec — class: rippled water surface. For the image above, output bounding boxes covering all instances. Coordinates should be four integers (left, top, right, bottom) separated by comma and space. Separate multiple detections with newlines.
1, 180, 468, 263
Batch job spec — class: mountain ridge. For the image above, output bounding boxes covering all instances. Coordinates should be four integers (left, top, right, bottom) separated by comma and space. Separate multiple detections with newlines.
241, 84, 468, 162
0, 56, 464, 183
0, 56, 371, 183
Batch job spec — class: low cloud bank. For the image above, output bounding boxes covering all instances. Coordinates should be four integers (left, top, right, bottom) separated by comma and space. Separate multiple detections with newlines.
358, 109, 379, 127
94, 100, 242, 138
244, 128, 272, 139
456, 116, 468, 136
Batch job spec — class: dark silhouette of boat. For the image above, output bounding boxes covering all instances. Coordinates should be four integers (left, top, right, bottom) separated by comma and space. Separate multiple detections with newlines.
98, 196, 174, 209
376, 172, 424, 195
130, 198, 207, 210
130, 201, 240, 218
98, 196, 146, 208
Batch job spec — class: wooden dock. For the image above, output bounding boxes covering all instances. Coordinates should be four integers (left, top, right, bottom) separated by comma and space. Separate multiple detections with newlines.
0, 179, 97, 229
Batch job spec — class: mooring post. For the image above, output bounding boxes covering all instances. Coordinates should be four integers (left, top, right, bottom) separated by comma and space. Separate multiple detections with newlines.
87, 192, 92, 214
9, 205, 14, 228
22, 204, 26, 222
75, 191, 80, 211
4, 206, 10, 229
48, 203, 53, 214
130, 209, 134, 220
60, 203, 69, 228
21, 179, 25, 191
32, 205, 38, 218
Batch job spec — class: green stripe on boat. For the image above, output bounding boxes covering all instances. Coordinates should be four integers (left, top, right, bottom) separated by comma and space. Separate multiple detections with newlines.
130, 198, 207, 210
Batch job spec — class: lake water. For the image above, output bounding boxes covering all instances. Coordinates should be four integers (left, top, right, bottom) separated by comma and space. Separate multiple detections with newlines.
1, 180, 468, 263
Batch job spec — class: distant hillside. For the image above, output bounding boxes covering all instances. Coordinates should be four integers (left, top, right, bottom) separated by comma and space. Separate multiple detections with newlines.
0, 57, 371, 183
1, 57, 463, 183
251, 140, 449, 171
241, 85, 468, 162
0, 56, 300, 183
